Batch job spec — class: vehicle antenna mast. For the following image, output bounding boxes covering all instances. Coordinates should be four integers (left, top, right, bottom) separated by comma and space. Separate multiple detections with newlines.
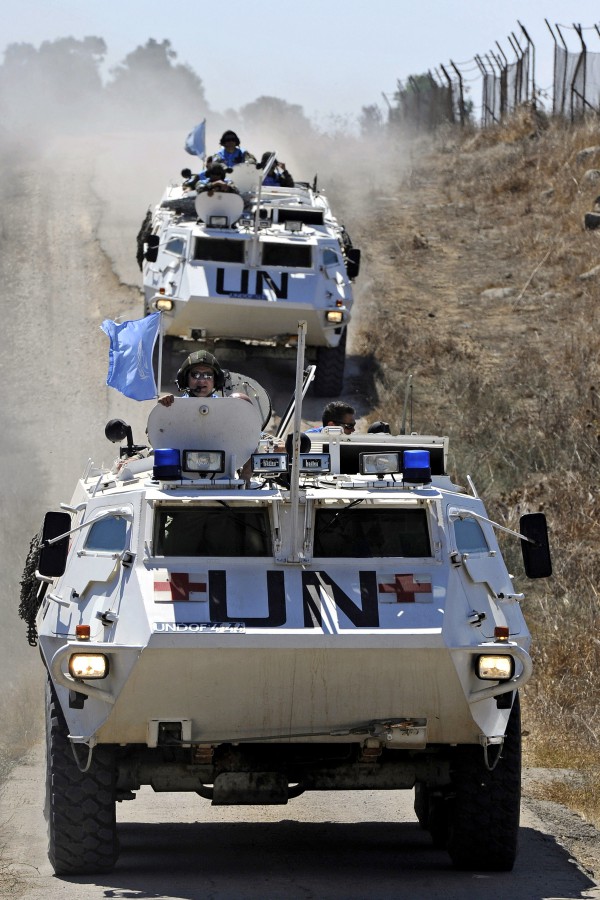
400, 375, 413, 435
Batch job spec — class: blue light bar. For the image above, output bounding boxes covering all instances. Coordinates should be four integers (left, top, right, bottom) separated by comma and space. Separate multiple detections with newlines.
153, 448, 181, 481
403, 449, 431, 484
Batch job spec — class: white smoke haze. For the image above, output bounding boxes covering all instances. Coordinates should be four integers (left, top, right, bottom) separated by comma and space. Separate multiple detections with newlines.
0, 35, 409, 777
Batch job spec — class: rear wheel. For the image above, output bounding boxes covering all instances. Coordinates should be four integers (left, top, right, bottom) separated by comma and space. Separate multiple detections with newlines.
45, 678, 119, 875
414, 782, 450, 848
313, 330, 346, 397
446, 694, 522, 871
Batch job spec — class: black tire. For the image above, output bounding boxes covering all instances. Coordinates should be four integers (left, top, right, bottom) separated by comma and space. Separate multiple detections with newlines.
45, 678, 119, 875
414, 782, 450, 848
446, 694, 521, 871
428, 794, 450, 850
313, 330, 347, 397
413, 782, 429, 829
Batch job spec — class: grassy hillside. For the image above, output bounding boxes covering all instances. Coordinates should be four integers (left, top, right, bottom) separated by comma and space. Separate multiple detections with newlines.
352, 109, 600, 825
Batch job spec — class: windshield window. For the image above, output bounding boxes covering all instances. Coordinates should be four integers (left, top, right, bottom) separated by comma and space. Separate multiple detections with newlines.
154, 506, 272, 557
261, 242, 312, 268
313, 508, 431, 558
193, 238, 245, 263
84, 517, 128, 552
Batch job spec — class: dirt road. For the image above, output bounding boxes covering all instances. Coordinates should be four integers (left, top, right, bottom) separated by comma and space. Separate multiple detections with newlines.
1, 134, 599, 899
1, 741, 598, 900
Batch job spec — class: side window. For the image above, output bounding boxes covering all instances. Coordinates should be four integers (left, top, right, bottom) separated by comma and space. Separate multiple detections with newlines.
323, 248, 339, 267
165, 237, 185, 257
454, 517, 489, 554
84, 517, 128, 552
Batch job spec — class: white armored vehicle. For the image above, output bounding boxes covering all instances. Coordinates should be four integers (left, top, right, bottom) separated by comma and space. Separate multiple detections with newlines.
22, 370, 551, 876
137, 159, 360, 396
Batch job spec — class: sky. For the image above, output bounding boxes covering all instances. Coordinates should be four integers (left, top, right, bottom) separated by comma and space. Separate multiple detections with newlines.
1, 0, 599, 124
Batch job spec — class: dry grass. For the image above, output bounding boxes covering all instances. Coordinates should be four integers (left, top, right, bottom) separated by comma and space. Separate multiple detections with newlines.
353, 111, 600, 827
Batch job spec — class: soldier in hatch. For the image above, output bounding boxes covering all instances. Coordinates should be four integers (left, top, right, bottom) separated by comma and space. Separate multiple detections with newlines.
157, 350, 225, 407
207, 130, 256, 168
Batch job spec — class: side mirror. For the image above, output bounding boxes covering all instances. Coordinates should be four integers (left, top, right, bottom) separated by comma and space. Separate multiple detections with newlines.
145, 234, 159, 263
38, 511, 72, 578
346, 247, 361, 280
520, 513, 552, 579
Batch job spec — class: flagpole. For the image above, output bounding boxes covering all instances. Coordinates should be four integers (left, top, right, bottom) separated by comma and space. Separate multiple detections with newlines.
157, 310, 164, 396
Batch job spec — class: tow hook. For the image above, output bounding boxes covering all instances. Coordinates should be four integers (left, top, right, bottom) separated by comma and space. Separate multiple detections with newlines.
367, 718, 427, 748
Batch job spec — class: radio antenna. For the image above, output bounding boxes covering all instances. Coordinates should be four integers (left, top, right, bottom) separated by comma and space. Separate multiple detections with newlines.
400, 375, 413, 435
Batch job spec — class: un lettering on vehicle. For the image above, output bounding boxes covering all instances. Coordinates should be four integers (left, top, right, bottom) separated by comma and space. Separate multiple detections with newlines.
215, 269, 289, 299
152, 569, 433, 629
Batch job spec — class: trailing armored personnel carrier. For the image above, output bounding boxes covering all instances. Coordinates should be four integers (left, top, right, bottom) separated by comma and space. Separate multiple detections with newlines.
20, 350, 552, 875
137, 159, 360, 396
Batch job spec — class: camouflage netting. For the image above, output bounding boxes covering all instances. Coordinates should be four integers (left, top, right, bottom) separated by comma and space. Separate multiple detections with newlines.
19, 533, 43, 647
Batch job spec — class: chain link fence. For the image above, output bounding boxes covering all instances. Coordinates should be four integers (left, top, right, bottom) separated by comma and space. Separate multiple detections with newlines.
551, 23, 600, 119
386, 19, 600, 131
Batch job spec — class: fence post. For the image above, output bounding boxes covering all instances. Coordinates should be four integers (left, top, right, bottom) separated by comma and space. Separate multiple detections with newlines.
448, 61, 465, 126
555, 24, 574, 119
571, 24, 587, 119
476, 55, 495, 126
518, 20, 536, 105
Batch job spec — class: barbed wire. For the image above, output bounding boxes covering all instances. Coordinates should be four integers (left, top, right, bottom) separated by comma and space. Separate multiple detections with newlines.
388, 20, 600, 129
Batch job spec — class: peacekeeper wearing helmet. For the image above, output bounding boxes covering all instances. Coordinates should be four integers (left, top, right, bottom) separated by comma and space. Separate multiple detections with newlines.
157, 350, 226, 407
207, 130, 256, 169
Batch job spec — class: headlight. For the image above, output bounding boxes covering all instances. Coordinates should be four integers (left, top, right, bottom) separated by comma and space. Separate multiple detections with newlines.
153, 297, 173, 311
183, 450, 225, 474
476, 655, 515, 681
69, 653, 109, 680
360, 452, 401, 475
326, 310, 344, 324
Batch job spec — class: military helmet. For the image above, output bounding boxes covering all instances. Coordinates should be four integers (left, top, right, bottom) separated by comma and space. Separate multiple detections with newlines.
205, 163, 228, 180
176, 349, 225, 391
220, 130, 240, 146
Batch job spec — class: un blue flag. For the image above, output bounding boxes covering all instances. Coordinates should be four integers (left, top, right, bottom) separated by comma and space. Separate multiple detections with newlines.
184, 119, 206, 157
101, 313, 160, 401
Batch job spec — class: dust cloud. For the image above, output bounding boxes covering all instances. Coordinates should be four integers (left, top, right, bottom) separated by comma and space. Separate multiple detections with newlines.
0, 36, 410, 776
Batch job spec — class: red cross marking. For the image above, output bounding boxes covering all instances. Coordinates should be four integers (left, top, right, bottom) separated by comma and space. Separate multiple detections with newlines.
378, 574, 432, 603
154, 572, 207, 602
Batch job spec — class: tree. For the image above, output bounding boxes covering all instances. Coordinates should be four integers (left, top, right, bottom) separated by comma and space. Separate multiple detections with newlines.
359, 104, 384, 138
240, 96, 314, 135
106, 39, 208, 128
0, 37, 106, 133
390, 71, 456, 131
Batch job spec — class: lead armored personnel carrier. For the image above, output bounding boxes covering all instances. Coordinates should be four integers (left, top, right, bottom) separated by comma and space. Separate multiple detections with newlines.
137, 158, 360, 396
22, 366, 551, 876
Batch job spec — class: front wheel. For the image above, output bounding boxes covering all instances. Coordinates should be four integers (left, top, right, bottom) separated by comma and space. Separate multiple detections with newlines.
446, 694, 522, 871
45, 679, 119, 875
312, 330, 347, 397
